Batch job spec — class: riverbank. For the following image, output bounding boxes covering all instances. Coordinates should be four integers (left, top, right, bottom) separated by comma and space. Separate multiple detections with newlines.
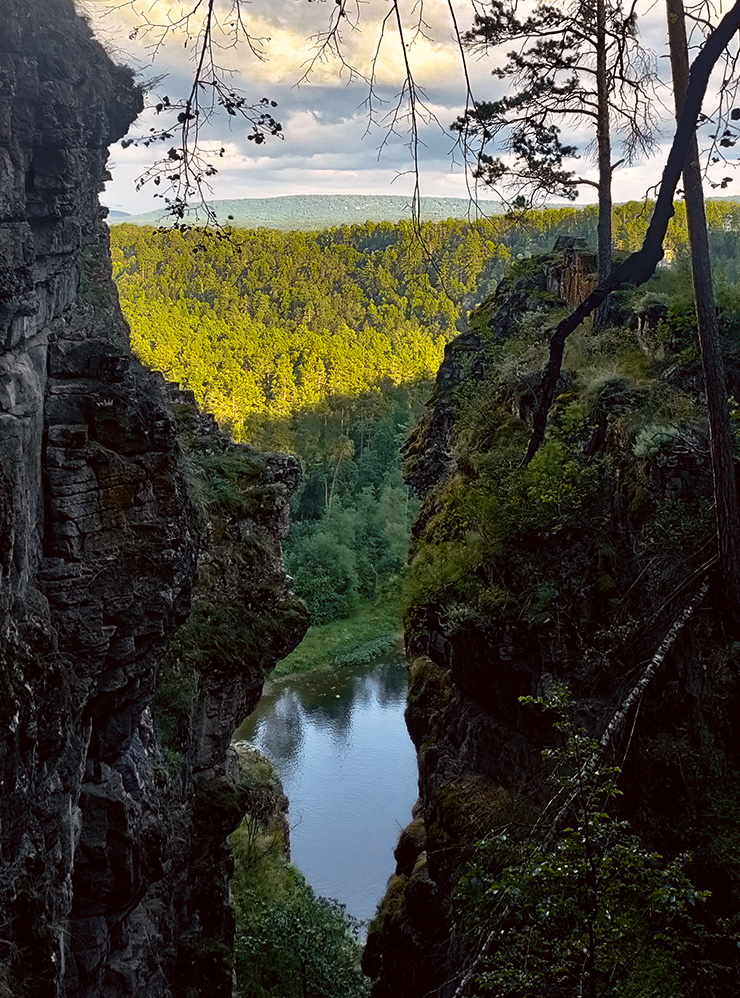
273, 599, 403, 678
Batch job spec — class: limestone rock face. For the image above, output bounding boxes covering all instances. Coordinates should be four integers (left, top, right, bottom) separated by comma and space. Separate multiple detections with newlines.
0, 4, 306, 995
545, 236, 597, 307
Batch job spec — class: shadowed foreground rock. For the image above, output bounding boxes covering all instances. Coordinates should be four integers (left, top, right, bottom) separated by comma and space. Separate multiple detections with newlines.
0, 2, 307, 994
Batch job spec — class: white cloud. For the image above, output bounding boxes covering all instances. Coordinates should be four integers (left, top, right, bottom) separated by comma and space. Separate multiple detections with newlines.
92, 0, 740, 214
84, 0, 469, 86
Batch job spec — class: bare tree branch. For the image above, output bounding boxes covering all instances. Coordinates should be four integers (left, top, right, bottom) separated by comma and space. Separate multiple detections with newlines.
101, 0, 282, 225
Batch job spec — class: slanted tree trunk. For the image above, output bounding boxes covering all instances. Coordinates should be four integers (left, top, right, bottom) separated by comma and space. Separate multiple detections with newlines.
595, 0, 613, 329
524, 0, 740, 467
666, 0, 740, 612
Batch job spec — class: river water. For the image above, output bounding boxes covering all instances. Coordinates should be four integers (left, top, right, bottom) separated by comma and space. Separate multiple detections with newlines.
234, 651, 418, 923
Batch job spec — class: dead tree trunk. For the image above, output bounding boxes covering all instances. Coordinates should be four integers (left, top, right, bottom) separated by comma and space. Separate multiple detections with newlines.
666, 0, 740, 613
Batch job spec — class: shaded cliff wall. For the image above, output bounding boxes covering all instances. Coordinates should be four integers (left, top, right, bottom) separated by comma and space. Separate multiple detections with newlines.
365, 260, 740, 997
0, 3, 307, 995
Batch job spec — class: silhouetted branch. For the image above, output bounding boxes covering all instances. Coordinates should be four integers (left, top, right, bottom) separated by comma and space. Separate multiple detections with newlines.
101, 0, 282, 225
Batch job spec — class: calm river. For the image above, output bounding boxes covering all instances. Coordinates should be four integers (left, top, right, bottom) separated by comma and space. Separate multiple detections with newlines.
234, 651, 418, 923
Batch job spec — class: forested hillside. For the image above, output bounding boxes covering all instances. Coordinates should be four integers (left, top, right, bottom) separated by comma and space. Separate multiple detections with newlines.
111, 200, 740, 428
111, 201, 740, 646
111, 219, 498, 435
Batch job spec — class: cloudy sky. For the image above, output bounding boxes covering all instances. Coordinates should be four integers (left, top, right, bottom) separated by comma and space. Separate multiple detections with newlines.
81, 0, 738, 216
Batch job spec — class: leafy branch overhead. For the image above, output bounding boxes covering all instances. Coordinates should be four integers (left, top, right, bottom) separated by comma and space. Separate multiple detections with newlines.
103, 0, 740, 246
104, 0, 450, 227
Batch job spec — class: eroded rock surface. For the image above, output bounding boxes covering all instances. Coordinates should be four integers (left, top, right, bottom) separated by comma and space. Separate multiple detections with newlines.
0, 3, 306, 995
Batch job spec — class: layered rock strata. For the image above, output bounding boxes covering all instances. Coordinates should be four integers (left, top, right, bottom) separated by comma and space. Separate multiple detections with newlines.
0, 3, 307, 995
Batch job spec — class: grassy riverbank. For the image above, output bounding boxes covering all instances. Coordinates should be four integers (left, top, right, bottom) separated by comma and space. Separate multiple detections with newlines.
273, 598, 403, 678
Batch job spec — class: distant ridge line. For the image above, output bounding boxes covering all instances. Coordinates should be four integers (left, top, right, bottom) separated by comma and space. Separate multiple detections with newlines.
106, 194, 512, 231
106, 193, 740, 233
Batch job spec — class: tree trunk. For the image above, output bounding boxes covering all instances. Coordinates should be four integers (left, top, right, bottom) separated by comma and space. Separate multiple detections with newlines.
666, 0, 740, 612
594, 0, 612, 329
328, 457, 342, 507
524, 0, 740, 466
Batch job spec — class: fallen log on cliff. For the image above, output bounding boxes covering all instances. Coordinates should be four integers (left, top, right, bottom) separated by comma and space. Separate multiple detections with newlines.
547, 577, 710, 836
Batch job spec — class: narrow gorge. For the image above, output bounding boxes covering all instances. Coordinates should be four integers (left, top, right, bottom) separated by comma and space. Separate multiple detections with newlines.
3, 2, 740, 997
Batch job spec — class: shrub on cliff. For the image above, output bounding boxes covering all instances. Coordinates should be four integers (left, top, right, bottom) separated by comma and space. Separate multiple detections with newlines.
451, 687, 722, 998
234, 886, 369, 998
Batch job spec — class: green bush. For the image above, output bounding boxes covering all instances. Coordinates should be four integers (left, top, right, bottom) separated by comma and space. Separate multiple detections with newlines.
451, 687, 714, 998
229, 754, 369, 998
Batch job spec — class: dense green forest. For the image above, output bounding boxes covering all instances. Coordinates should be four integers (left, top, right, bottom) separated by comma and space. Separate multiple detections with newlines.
111, 200, 740, 653
111, 217, 495, 432
111, 200, 740, 442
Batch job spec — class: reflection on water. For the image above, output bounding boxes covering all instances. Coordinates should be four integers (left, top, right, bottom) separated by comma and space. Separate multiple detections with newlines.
235, 652, 418, 922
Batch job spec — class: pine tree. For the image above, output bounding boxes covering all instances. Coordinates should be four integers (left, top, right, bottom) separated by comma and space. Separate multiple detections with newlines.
665, 0, 740, 612
455, 0, 657, 307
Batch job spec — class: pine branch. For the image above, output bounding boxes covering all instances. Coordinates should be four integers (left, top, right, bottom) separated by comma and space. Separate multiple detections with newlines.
524, 0, 740, 465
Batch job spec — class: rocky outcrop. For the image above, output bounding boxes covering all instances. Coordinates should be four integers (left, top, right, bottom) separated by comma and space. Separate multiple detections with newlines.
545, 235, 597, 306
367, 264, 740, 997
0, 3, 306, 995
403, 331, 488, 499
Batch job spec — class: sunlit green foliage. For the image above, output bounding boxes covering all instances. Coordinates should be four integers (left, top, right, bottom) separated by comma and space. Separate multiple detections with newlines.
110, 202, 740, 438
111, 221, 479, 432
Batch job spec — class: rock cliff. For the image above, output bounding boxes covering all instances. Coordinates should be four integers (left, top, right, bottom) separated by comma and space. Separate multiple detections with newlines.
366, 258, 740, 996
0, 2, 307, 995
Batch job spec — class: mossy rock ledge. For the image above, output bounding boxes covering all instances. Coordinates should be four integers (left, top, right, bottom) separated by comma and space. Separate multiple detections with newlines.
367, 256, 740, 997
